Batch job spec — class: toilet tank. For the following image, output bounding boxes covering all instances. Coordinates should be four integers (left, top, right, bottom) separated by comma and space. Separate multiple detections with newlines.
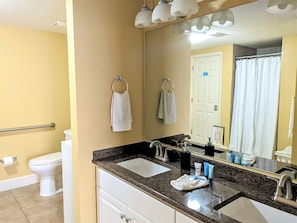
64, 129, 72, 140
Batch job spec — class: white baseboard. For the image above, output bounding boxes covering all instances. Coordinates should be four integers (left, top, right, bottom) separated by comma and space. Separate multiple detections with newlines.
0, 174, 39, 192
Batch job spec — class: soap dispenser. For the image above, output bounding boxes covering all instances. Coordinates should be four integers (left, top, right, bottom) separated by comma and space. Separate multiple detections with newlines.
180, 143, 191, 171
205, 137, 214, 157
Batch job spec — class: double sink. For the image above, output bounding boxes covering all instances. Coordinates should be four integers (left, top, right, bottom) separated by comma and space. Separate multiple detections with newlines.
117, 157, 297, 223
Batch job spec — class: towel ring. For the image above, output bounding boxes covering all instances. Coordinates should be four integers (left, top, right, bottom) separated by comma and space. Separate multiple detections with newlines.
162, 77, 175, 92
112, 75, 129, 92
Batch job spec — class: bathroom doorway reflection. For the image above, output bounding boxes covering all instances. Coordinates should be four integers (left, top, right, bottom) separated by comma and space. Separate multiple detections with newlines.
190, 53, 222, 144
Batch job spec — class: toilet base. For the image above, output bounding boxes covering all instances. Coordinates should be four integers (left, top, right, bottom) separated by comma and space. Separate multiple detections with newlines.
39, 175, 63, 197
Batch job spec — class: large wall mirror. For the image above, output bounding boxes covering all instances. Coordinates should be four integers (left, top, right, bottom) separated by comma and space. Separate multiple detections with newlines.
144, 0, 297, 169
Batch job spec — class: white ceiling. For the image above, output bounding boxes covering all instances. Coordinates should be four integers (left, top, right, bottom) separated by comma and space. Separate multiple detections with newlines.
0, 0, 66, 34
0, 0, 295, 50
190, 0, 297, 50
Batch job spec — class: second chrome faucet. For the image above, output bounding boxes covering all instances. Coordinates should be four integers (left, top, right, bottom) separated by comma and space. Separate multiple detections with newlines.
273, 174, 297, 208
149, 140, 169, 162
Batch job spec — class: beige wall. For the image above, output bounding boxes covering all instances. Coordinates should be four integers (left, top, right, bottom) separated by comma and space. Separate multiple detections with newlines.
67, 0, 144, 222
145, 25, 191, 140
144, 30, 236, 146
0, 26, 70, 180
191, 45, 234, 146
277, 34, 297, 151
66, 0, 295, 222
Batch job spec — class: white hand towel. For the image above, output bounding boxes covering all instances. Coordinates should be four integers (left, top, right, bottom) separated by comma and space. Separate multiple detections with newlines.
288, 96, 295, 138
158, 90, 176, 124
111, 91, 133, 132
170, 175, 209, 191
158, 91, 164, 120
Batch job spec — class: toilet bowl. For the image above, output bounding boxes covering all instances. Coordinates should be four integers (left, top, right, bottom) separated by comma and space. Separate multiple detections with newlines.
29, 152, 62, 196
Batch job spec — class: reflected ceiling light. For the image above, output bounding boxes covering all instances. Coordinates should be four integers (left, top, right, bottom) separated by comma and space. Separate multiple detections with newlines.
152, 0, 176, 23
266, 0, 297, 13
135, 0, 157, 28
170, 0, 199, 17
191, 16, 211, 33
172, 21, 191, 34
189, 32, 208, 43
187, 199, 201, 210
211, 9, 234, 27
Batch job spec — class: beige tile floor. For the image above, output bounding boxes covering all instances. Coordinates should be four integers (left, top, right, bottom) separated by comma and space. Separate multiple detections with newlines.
0, 183, 64, 223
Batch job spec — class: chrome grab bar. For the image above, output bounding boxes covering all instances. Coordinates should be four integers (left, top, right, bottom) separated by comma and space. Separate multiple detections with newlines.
0, 122, 55, 133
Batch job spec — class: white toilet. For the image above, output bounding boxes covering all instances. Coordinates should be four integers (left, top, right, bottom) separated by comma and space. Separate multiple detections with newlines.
29, 129, 71, 197
64, 129, 72, 140
29, 152, 62, 196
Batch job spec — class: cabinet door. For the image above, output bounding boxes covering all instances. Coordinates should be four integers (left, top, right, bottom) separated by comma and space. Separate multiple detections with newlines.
176, 211, 203, 223
128, 207, 152, 223
97, 168, 175, 223
98, 188, 126, 223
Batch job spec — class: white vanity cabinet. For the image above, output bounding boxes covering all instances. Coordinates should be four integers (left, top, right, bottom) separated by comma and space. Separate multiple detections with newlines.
98, 188, 151, 223
97, 188, 126, 223
96, 168, 175, 223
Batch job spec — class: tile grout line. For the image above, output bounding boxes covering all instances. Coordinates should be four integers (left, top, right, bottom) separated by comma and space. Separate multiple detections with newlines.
4, 183, 64, 222
11, 190, 31, 223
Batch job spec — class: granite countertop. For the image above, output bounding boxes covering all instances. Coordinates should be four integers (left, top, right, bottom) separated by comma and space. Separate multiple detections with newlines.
92, 142, 297, 223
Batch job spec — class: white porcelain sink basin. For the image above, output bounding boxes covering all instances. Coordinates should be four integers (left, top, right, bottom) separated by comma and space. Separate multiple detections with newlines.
117, 158, 170, 178
219, 196, 297, 223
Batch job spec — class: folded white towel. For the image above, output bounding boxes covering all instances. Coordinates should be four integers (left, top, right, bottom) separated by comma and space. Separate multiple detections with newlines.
158, 90, 176, 124
170, 175, 209, 191
274, 146, 292, 157
111, 91, 133, 132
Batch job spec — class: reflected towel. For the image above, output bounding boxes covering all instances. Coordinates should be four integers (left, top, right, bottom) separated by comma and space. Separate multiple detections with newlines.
111, 91, 132, 132
170, 175, 209, 191
274, 146, 292, 157
288, 96, 295, 138
158, 90, 176, 124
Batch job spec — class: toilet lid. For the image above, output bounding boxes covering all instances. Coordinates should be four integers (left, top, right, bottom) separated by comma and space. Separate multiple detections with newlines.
29, 152, 62, 165
64, 129, 71, 137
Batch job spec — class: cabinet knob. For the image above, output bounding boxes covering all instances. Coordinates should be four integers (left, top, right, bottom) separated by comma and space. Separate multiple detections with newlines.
120, 214, 126, 219
125, 217, 131, 223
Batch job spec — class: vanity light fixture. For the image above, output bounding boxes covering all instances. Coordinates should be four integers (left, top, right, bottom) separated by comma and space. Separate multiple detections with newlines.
152, 0, 177, 23
172, 21, 191, 34
211, 9, 234, 28
170, 0, 199, 18
266, 0, 297, 13
191, 16, 211, 33
135, 0, 157, 28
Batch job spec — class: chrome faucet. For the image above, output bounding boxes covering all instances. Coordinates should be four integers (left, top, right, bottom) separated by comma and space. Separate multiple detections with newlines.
274, 174, 293, 200
149, 140, 168, 162
175, 135, 191, 149
181, 134, 191, 144
273, 174, 297, 208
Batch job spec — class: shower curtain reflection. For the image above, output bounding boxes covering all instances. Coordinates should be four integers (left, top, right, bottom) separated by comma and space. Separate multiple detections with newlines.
229, 56, 281, 159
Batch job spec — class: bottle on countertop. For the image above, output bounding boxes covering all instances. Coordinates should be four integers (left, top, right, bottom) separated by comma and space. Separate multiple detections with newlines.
180, 150, 191, 171
205, 137, 214, 157
234, 152, 242, 164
